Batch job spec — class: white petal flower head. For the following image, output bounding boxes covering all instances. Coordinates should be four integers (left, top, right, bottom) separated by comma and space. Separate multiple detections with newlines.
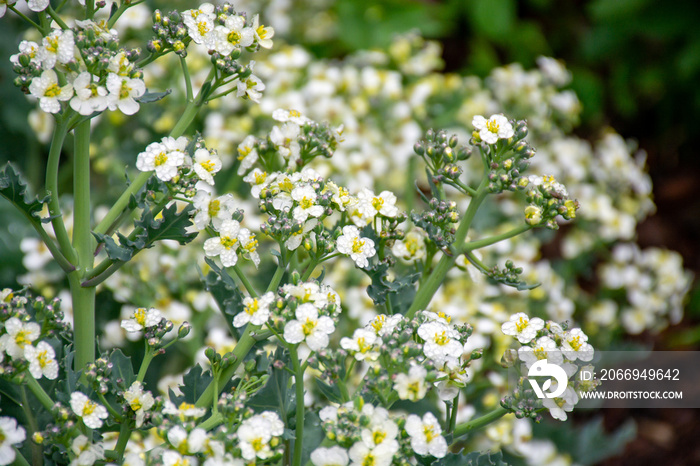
106, 73, 146, 115
340, 328, 379, 361
361, 411, 399, 451
28, 69, 73, 114
404, 412, 447, 458
237, 415, 276, 460
348, 442, 394, 466
212, 15, 254, 56
236, 72, 265, 103
272, 108, 310, 125
71, 434, 105, 466
357, 189, 399, 218
121, 307, 164, 332
283, 303, 335, 351
285, 218, 317, 251
393, 365, 428, 401
24, 341, 59, 380
0, 416, 26, 466
183, 3, 216, 45
233, 292, 274, 328
238, 228, 261, 267
193, 188, 238, 232
162, 400, 206, 420
70, 71, 109, 115
236, 135, 258, 175
336, 225, 376, 269
269, 122, 301, 159
392, 229, 426, 263
417, 321, 463, 365
70, 392, 108, 429
251, 15, 275, 49
472, 114, 514, 144
37, 29, 74, 69
243, 168, 270, 198
501, 313, 544, 344
193, 148, 222, 185
561, 328, 594, 361
168, 425, 207, 455
543, 386, 578, 421
310, 446, 349, 466
203, 219, 241, 267
292, 184, 324, 222
136, 141, 185, 181
123, 381, 155, 427
518, 336, 563, 367
0, 317, 40, 359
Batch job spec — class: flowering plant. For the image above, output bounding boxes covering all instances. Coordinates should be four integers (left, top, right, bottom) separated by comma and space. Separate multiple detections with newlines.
0, 1, 692, 466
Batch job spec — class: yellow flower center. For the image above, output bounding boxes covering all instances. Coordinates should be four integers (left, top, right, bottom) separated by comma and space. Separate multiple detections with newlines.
424, 425, 437, 443
433, 331, 449, 346
371, 197, 384, 211
14, 330, 32, 347
130, 399, 142, 412
437, 311, 451, 323
362, 453, 376, 466
154, 152, 168, 166
357, 337, 370, 353
373, 430, 386, 445
83, 400, 96, 416
46, 36, 59, 53
119, 80, 131, 99
300, 197, 314, 209
200, 160, 216, 172
279, 178, 294, 192
302, 317, 317, 336
568, 336, 582, 351
221, 235, 237, 249
515, 316, 528, 333
37, 349, 49, 368
238, 146, 252, 160
351, 237, 365, 254
254, 171, 267, 184
227, 30, 241, 44
244, 237, 258, 253
208, 199, 221, 218
371, 315, 386, 333
251, 437, 265, 452
408, 381, 421, 398
246, 299, 260, 315
197, 20, 210, 36
256, 25, 268, 39
534, 346, 547, 360
44, 83, 62, 98
134, 308, 147, 326
486, 119, 500, 133
289, 109, 301, 118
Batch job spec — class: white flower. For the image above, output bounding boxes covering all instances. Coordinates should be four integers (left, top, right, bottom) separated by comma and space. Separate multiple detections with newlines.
292, 185, 325, 222
360, 411, 399, 452
203, 219, 241, 267
272, 108, 310, 125
162, 400, 206, 420
283, 303, 335, 350
106, 73, 145, 115
367, 314, 404, 336
269, 122, 301, 159
70, 435, 104, 466
356, 189, 399, 219
404, 412, 447, 458
37, 29, 74, 69
121, 307, 164, 332
70, 392, 108, 429
193, 148, 222, 185
435, 365, 468, 401
24, 341, 59, 380
472, 114, 514, 144
336, 225, 376, 269
243, 168, 269, 198
0, 416, 26, 466
501, 313, 544, 344
285, 218, 317, 251
27, 0, 50, 13
0, 317, 40, 359
393, 365, 428, 401
10, 40, 41, 66
561, 328, 594, 361
348, 442, 394, 466
233, 292, 274, 327
392, 230, 426, 263
238, 228, 260, 267
28, 69, 73, 114
236, 71, 265, 103
340, 328, 379, 361
183, 3, 216, 46
310, 446, 349, 466
167, 426, 207, 455
417, 321, 463, 365
70, 72, 109, 115
107, 51, 135, 76
192, 186, 238, 231
211, 15, 254, 56
236, 135, 258, 175
518, 336, 563, 367
161, 450, 193, 466
123, 381, 155, 427
237, 412, 282, 460
251, 15, 275, 49
543, 386, 578, 421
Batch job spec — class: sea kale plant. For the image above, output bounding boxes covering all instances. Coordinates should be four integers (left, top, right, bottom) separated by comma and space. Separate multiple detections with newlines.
0, 1, 692, 466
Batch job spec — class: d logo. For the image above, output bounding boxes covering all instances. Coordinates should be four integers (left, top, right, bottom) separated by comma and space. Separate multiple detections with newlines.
527, 359, 568, 399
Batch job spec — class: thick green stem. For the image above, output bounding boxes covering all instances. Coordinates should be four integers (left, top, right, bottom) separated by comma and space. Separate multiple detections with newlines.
46, 116, 78, 265
451, 406, 509, 439
114, 421, 132, 462
136, 346, 155, 383
232, 264, 259, 297
462, 224, 532, 253
69, 274, 96, 372
24, 375, 55, 411
20, 386, 43, 466
289, 346, 305, 466
406, 176, 489, 318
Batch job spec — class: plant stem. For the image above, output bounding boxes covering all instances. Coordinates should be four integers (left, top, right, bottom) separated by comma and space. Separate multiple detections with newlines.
114, 422, 132, 462
8, 5, 42, 31
451, 406, 508, 439
448, 394, 459, 433
20, 386, 43, 466
231, 264, 259, 297
136, 345, 155, 383
47, 6, 69, 29
46, 116, 78, 265
24, 375, 55, 411
289, 345, 305, 466
462, 224, 532, 252
12, 448, 30, 466
69, 273, 96, 372
406, 176, 489, 319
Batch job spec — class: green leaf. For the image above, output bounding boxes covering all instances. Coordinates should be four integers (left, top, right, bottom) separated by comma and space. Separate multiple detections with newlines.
365, 260, 420, 307
433, 450, 508, 466
202, 258, 245, 338
180, 364, 214, 404
135, 202, 197, 246
109, 349, 137, 391
300, 411, 324, 466
314, 378, 344, 404
0, 162, 50, 223
136, 89, 172, 103
248, 347, 294, 418
92, 232, 139, 262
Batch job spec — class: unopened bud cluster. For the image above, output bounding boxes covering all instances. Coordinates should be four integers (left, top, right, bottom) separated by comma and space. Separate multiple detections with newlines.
411, 198, 459, 248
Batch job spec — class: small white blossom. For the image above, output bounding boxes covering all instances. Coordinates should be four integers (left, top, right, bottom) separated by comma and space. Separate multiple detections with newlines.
501, 313, 544, 344
192, 186, 238, 231
0, 416, 26, 466
393, 365, 428, 401
70, 435, 104, 466
70, 392, 108, 429
348, 442, 394, 466
136, 139, 187, 181
167, 426, 207, 455
417, 321, 463, 365
123, 381, 155, 427
203, 219, 241, 267
37, 29, 74, 69
236, 135, 258, 175
238, 228, 260, 267
543, 386, 578, 421
251, 15, 275, 49
243, 168, 269, 198
192, 148, 222, 185
356, 189, 399, 219
404, 412, 447, 458
121, 307, 164, 332
212, 15, 254, 56
162, 400, 206, 420
70, 72, 109, 115
367, 314, 404, 337
285, 218, 317, 251
561, 328, 594, 361
272, 108, 310, 125
336, 225, 376, 269
233, 292, 274, 327
283, 303, 335, 351
340, 328, 379, 361
269, 122, 301, 160
183, 3, 216, 46
237, 412, 282, 461
472, 114, 514, 144
106, 73, 145, 115
0, 317, 40, 359
291, 184, 325, 222
392, 229, 426, 263
518, 336, 563, 367
24, 341, 59, 380
236, 71, 265, 103
28, 69, 73, 114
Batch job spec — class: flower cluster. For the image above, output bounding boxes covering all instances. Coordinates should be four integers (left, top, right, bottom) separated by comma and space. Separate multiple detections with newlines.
12, 21, 145, 115
522, 174, 579, 229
